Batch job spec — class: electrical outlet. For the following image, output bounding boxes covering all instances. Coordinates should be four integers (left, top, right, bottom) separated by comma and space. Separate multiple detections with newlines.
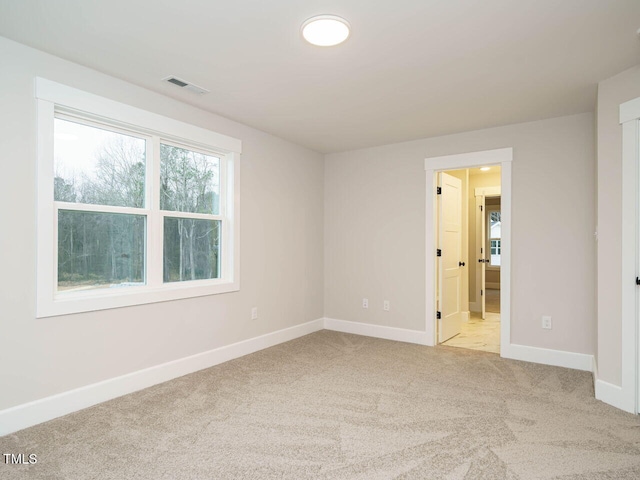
383, 300, 390, 311
251, 307, 258, 320
362, 298, 369, 309
542, 315, 552, 329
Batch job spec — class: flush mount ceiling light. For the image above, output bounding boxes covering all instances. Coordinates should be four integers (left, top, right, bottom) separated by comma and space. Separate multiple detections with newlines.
480, 167, 491, 171
301, 15, 350, 46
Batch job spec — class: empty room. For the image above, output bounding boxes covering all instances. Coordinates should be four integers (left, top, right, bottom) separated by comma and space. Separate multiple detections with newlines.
2, 1, 640, 478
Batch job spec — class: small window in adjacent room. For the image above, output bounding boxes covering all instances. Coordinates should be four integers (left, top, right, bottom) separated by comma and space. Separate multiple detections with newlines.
36, 78, 241, 317
487, 208, 501, 267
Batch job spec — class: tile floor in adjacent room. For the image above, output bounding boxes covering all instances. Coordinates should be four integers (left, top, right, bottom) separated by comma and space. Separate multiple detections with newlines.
442, 311, 501, 354
485, 288, 500, 313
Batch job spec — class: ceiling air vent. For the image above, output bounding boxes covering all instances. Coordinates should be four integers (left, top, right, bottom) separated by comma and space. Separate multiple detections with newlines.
162, 76, 209, 95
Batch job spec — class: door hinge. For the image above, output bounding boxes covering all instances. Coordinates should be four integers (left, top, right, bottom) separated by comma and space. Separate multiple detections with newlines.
481, 247, 483, 254
480, 205, 483, 212
436, 186, 442, 195
636, 277, 640, 286
436, 311, 441, 319
436, 249, 442, 257
481, 289, 484, 296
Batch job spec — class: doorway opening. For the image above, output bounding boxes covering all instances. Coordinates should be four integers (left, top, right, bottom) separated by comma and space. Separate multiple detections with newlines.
424, 148, 512, 356
436, 166, 502, 354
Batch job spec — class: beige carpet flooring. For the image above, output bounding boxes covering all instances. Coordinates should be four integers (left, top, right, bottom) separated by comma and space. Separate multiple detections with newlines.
2, 330, 640, 479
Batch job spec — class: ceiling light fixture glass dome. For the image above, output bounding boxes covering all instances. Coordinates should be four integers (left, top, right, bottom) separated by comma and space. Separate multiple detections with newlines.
301, 15, 350, 47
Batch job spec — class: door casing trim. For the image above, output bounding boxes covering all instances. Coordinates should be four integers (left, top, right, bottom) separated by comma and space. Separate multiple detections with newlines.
425, 148, 513, 354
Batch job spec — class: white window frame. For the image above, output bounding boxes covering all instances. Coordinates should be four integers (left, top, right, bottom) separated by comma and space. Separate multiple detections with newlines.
486, 205, 501, 270
36, 78, 241, 318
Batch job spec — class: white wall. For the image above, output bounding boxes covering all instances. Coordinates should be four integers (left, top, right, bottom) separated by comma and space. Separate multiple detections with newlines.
0, 37, 324, 410
325, 113, 596, 354
0, 33, 610, 420
596, 64, 640, 385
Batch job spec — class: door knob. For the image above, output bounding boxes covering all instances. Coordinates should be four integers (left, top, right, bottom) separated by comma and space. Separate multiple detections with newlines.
459, 261, 465, 267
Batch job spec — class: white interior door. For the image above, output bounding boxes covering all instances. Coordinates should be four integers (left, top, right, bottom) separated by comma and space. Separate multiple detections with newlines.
438, 172, 463, 343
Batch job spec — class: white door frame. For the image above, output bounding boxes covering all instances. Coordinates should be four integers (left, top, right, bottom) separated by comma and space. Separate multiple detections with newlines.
617, 95, 640, 414
425, 148, 513, 353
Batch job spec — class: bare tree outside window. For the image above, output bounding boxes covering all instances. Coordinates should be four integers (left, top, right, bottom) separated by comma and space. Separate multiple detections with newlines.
39, 81, 240, 318
160, 144, 221, 282
54, 120, 224, 291
54, 119, 146, 291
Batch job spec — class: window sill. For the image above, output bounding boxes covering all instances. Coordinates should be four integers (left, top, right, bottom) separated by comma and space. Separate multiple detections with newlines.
37, 280, 239, 318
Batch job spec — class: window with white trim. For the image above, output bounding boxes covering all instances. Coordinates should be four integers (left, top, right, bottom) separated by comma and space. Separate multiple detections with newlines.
486, 207, 501, 267
36, 79, 241, 317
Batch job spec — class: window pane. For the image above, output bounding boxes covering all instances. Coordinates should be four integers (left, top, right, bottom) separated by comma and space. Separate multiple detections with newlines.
54, 118, 146, 208
57, 210, 145, 292
163, 218, 220, 282
490, 239, 501, 266
160, 144, 220, 215
489, 210, 501, 239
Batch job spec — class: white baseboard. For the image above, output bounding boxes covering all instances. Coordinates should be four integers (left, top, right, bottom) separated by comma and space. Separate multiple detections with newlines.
323, 317, 428, 345
2, 316, 626, 436
501, 343, 593, 372
461, 311, 470, 323
469, 301, 480, 312
0, 318, 324, 437
592, 359, 635, 414
594, 380, 633, 412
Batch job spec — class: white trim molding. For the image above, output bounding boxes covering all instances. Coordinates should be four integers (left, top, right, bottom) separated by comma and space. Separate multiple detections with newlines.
595, 380, 630, 412
475, 186, 501, 197
323, 318, 428, 345
0, 318, 324, 436
35, 78, 242, 318
36, 78, 241, 153
592, 358, 633, 412
618, 95, 640, 414
425, 148, 513, 171
502, 343, 593, 372
1, 316, 609, 437
620, 95, 640, 124
425, 148, 513, 349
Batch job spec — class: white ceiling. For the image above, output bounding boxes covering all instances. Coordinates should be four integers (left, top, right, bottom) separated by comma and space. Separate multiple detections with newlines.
1, 0, 639, 153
